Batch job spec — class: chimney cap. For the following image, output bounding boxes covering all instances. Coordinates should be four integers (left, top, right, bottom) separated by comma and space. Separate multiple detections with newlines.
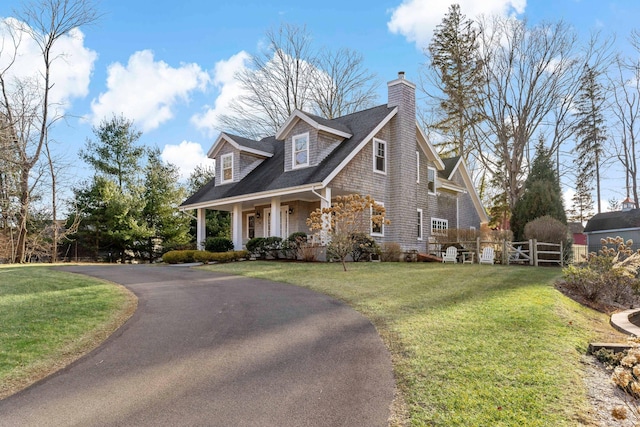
398, 71, 405, 79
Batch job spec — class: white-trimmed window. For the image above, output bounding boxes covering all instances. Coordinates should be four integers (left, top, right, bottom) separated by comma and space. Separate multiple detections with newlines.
221, 153, 233, 183
427, 166, 436, 194
371, 202, 385, 236
247, 214, 255, 239
431, 218, 448, 236
416, 151, 420, 183
292, 133, 309, 168
417, 209, 423, 240
373, 138, 386, 174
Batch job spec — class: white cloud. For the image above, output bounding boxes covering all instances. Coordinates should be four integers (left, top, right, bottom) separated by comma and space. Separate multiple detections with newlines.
387, 0, 527, 48
563, 187, 575, 212
161, 140, 213, 180
90, 50, 210, 132
191, 51, 250, 137
0, 18, 96, 115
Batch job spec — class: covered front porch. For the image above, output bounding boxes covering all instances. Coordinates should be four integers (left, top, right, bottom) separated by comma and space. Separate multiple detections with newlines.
187, 186, 348, 250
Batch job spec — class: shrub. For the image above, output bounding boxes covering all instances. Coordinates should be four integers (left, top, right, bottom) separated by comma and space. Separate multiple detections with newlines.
162, 250, 198, 264
263, 236, 283, 259
283, 232, 307, 259
380, 242, 402, 262
562, 236, 640, 304
350, 232, 378, 262
204, 237, 234, 253
524, 215, 568, 244
162, 249, 248, 264
246, 237, 266, 258
524, 215, 571, 263
299, 242, 322, 262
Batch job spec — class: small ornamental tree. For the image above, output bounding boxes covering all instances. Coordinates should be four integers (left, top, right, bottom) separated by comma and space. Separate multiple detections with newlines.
306, 194, 389, 271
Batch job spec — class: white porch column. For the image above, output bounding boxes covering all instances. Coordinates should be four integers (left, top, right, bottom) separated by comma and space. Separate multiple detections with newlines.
270, 197, 281, 237
232, 203, 243, 250
321, 187, 332, 244
196, 208, 207, 250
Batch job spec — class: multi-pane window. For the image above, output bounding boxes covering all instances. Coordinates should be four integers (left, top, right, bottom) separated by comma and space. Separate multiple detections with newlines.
247, 214, 255, 239
373, 139, 386, 174
427, 166, 436, 194
431, 218, 448, 236
417, 209, 423, 240
292, 133, 309, 168
221, 153, 233, 183
371, 203, 384, 236
416, 151, 420, 183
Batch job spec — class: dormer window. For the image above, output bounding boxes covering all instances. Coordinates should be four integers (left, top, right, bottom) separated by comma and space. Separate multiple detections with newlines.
292, 133, 309, 168
221, 153, 233, 183
373, 138, 386, 174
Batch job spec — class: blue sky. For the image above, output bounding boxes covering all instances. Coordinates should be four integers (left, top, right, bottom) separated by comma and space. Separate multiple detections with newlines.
1, 0, 639, 208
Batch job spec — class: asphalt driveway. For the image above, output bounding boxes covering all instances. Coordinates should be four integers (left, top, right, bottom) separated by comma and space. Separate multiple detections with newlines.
0, 264, 395, 426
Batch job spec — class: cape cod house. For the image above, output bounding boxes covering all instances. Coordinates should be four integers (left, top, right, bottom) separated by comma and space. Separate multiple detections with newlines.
181, 72, 488, 251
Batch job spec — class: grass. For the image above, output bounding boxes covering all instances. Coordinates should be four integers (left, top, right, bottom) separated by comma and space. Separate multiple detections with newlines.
202, 261, 624, 426
0, 265, 137, 398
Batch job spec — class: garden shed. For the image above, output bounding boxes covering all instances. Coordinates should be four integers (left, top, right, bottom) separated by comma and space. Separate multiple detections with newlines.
584, 200, 640, 254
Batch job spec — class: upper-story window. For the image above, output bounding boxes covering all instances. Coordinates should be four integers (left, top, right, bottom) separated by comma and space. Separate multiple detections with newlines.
292, 133, 309, 168
221, 153, 233, 183
373, 138, 386, 174
416, 151, 420, 183
427, 166, 436, 194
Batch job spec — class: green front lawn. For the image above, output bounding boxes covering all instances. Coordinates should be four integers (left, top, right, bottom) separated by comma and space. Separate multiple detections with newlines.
0, 265, 136, 398
203, 261, 623, 426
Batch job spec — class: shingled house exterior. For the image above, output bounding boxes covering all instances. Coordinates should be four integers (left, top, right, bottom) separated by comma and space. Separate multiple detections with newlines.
181, 73, 488, 252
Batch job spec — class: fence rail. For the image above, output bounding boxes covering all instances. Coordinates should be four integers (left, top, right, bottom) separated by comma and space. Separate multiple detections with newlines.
427, 238, 563, 266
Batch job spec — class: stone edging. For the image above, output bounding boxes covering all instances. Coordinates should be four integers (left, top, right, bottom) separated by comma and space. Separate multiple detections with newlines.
610, 308, 640, 336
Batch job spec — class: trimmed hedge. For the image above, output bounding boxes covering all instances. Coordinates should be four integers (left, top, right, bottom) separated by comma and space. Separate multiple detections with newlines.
204, 237, 234, 253
163, 250, 249, 264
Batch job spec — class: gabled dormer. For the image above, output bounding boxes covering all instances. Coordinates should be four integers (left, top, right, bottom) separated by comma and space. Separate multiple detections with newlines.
275, 110, 353, 172
208, 133, 274, 185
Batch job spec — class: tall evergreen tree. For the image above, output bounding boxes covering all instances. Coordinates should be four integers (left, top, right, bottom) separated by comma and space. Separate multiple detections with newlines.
186, 165, 230, 240
567, 177, 595, 223
573, 65, 607, 213
141, 149, 191, 261
426, 3, 484, 159
80, 115, 145, 191
511, 142, 567, 241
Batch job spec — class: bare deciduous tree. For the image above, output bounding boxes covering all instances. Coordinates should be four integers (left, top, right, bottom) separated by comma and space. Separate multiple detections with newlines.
610, 47, 640, 208
218, 23, 378, 139
472, 16, 582, 211
0, 0, 99, 263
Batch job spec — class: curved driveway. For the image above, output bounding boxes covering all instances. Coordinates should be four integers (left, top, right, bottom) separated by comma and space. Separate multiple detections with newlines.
0, 265, 395, 426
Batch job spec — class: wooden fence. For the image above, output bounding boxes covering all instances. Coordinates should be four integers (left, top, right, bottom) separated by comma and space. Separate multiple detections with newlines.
427, 238, 564, 267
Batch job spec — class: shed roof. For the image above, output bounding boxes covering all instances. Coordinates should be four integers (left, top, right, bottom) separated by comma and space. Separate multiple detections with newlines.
583, 209, 640, 233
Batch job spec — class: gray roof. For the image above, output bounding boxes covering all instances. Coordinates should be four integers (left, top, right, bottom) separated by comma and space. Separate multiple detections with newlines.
440, 156, 460, 179
584, 209, 640, 233
224, 133, 275, 155
303, 111, 353, 135
182, 104, 394, 207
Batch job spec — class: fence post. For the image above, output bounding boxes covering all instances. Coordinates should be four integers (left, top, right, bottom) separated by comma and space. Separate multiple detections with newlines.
476, 237, 480, 264
560, 241, 564, 267
532, 239, 537, 266
502, 239, 507, 265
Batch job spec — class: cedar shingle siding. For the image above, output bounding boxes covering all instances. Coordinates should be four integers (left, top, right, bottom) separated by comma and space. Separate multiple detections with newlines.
181, 73, 487, 251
